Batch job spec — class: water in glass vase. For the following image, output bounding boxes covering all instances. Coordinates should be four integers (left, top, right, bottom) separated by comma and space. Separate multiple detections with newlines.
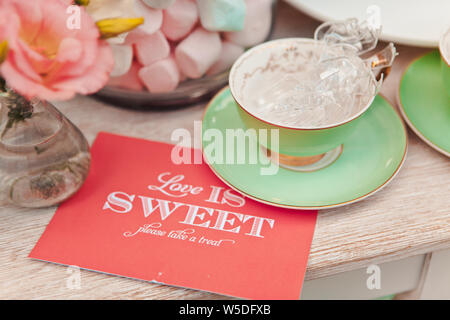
0, 92, 90, 208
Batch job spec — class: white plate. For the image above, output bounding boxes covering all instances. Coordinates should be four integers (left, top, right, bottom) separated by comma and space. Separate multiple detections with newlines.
285, 0, 450, 47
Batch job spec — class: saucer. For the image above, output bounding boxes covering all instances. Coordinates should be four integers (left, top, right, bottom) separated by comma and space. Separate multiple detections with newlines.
398, 51, 450, 157
202, 87, 407, 210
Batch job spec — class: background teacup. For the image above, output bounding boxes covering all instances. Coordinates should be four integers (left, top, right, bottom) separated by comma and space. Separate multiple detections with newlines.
439, 27, 450, 97
229, 38, 395, 171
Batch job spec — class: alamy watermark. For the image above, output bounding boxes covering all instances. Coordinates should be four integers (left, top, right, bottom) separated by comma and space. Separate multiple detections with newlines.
366, 264, 381, 290
66, 5, 81, 30
170, 121, 280, 176
66, 265, 81, 290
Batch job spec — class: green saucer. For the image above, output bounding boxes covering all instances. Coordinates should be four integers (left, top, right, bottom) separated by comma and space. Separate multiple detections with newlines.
398, 51, 450, 157
202, 88, 407, 209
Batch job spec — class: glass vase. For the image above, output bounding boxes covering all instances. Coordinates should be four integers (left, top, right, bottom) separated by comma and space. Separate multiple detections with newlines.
0, 91, 90, 208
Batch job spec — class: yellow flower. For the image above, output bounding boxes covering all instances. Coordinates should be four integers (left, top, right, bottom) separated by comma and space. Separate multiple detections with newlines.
86, 0, 143, 43
0, 41, 8, 64
74, 0, 90, 5
96, 17, 144, 39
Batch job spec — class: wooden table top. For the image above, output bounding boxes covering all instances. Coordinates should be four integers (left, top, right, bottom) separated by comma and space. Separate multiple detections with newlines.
1, 2, 449, 299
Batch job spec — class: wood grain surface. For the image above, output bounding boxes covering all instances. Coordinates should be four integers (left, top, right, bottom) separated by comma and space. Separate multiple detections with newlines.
0, 2, 449, 299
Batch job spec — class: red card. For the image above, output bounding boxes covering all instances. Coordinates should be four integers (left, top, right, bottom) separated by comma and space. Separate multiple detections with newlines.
30, 132, 317, 299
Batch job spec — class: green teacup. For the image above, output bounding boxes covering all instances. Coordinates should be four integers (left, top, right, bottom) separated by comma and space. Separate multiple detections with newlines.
229, 38, 395, 171
439, 27, 450, 97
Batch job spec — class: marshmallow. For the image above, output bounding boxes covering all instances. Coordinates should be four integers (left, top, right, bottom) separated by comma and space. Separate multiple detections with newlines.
139, 58, 180, 93
107, 33, 129, 45
206, 41, 244, 75
110, 44, 133, 77
224, 0, 272, 47
134, 31, 170, 66
175, 55, 188, 82
175, 27, 222, 79
108, 62, 144, 91
196, 0, 246, 32
134, 0, 163, 34
161, 0, 198, 41
124, 29, 148, 45
141, 0, 175, 8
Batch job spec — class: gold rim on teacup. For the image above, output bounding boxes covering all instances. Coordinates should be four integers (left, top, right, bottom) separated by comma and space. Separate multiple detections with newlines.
262, 144, 343, 172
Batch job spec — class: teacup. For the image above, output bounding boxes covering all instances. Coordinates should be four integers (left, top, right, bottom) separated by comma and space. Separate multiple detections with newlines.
439, 27, 450, 97
229, 38, 395, 171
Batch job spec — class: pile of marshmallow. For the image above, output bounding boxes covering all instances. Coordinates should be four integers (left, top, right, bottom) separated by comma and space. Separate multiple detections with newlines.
108, 0, 274, 93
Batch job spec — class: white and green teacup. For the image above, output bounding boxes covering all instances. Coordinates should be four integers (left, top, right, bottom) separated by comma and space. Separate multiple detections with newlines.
229, 38, 396, 171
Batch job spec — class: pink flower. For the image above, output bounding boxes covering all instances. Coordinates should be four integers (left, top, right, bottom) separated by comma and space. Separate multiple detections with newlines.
0, 0, 114, 101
